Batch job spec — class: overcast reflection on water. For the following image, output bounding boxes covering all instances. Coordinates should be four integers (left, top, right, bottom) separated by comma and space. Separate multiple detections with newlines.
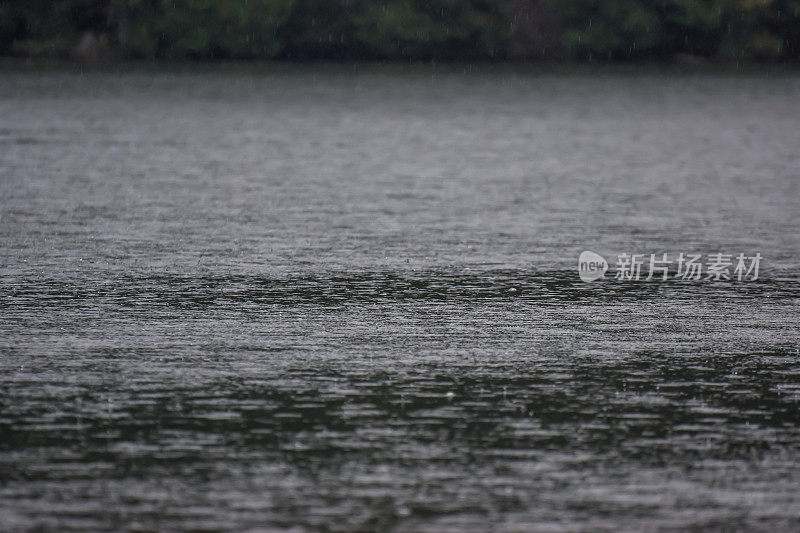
1, 66, 800, 531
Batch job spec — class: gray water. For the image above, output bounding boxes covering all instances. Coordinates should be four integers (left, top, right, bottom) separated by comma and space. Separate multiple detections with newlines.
1, 65, 800, 532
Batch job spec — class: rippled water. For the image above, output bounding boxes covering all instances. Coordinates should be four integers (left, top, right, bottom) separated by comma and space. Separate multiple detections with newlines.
1, 65, 800, 531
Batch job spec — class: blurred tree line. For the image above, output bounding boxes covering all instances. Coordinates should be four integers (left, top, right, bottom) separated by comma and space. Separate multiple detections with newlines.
1, 0, 798, 62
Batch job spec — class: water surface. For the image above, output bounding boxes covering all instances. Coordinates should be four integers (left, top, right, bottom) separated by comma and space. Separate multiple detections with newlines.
1, 65, 800, 531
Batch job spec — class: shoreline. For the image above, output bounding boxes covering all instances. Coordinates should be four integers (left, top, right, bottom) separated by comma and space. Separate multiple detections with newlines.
3, 57, 800, 76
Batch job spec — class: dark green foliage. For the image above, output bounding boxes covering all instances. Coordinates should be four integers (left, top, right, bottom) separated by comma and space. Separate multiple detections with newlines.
153, 0, 294, 59
0, 0, 798, 61
352, 0, 510, 59
553, 0, 800, 60
277, 0, 364, 60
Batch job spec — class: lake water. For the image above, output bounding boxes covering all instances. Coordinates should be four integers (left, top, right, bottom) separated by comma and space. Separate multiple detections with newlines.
1, 64, 799, 531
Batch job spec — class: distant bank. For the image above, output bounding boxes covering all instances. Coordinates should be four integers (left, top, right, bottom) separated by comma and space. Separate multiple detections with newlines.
2, 1, 799, 64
